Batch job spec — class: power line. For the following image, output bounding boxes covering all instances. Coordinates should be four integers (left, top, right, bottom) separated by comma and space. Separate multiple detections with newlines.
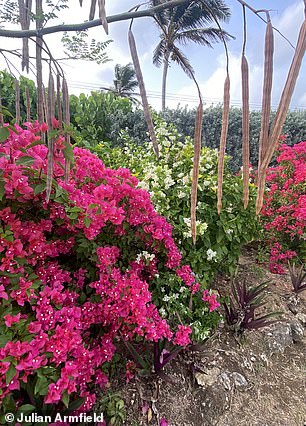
67, 79, 306, 110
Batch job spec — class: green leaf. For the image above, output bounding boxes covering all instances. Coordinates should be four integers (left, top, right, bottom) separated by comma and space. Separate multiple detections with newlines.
0, 127, 9, 142
34, 183, 46, 195
16, 156, 34, 166
17, 404, 36, 414
34, 375, 49, 396
62, 391, 70, 408
0, 179, 4, 202
63, 139, 75, 166
6, 365, 16, 385
83, 217, 92, 228
65, 397, 85, 413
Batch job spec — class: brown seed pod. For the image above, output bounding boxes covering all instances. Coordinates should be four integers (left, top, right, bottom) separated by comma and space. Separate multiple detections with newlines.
47, 71, 55, 129
217, 74, 230, 214
191, 101, 203, 244
0, 96, 3, 127
62, 78, 71, 182
128, 28, 159, 158
89, 0, 97, 21
241, 54, 250, 209
98, 0, 108, 34
56, 74, 63, 130
258, 18, 274, 172
256, 19, 306, 214
25, 86, 31, 122
15, 79, 21, 126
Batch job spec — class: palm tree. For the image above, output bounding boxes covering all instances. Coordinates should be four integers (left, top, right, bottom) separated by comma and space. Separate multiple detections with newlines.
110, 63, 139, 103
151, 0, 232, 110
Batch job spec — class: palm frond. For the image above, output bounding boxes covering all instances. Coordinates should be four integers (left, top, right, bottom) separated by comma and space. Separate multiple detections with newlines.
153, 39, 166, 67
170, 46, 194, 79
176, 27, 233, 46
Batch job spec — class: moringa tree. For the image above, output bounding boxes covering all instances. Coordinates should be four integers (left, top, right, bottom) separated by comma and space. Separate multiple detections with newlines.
151, 0, 233, 110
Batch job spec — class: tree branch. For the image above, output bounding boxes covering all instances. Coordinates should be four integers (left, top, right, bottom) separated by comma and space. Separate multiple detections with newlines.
0, 0, 191, 38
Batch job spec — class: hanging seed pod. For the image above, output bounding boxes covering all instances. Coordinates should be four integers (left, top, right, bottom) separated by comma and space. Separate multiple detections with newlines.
62, 78, 71, 182
0, 94, 4, 127
15, 79, 21, 126
89, 0, 97, 20
36, 0, 44, 124
25, 87, 31, 122
128, 28, 159, 158
217, 74, 230, 214
47, 71, 55, 129
256, 19, 306, 214
191, 100, 203, 244
258, 18, 274, 173
56, 74, 63, 130
241, 55, 250, 209
42, 86, 48, 125
98, 0, 108, 34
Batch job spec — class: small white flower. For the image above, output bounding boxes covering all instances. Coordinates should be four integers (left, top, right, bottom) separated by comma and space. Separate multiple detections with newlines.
226, 229, 233, 235
163, 295, 170, 302
206, 248, 217, 261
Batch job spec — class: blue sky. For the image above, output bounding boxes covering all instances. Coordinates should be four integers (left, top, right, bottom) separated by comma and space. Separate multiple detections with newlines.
1, 0, 305, 110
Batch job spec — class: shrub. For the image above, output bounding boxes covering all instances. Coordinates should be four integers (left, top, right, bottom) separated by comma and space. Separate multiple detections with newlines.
0, 122, 218, 419
94, 117, 260, 299
261, 142, 306, 274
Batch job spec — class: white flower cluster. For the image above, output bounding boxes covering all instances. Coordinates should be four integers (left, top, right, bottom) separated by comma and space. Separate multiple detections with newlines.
183, 217, 208, 238
135, 251, 155, 264
206, 248, 217, 262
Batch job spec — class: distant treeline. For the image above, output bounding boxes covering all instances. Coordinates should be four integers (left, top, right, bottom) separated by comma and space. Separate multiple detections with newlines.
1, 70, 306, 171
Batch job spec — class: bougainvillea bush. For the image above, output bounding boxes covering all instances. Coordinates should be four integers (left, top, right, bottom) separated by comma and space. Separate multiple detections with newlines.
261, 141, 306, 274
0, 122, 219, 422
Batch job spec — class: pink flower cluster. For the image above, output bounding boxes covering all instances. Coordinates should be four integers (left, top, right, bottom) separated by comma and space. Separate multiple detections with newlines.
261, 142, 306, 273
0, 122, 219, 414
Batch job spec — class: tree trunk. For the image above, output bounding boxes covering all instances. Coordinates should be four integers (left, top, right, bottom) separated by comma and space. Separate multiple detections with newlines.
162, 52, 170, 111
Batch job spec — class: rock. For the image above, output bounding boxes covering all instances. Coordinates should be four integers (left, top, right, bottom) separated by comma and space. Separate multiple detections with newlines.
266, 323, 293, 354
290, 320, 304, 342
219, 372, 232, 390
200, 382, 229, 425
296, 312, 306, 327
230, 372, 248, 388
195, 367, 220, 387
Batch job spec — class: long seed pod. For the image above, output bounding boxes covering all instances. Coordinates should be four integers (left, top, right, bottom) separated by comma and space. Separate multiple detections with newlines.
258, 17, 274, 174
62, 77, 71, 182
256, 19, 306, 214
191, 100, 203, 244
217, 74, 230, 214
25, 86, 31, 122
56, 74, 63, 130
36, 0, 44, 124
15, 79, 20, 126
46, 72, 55, 203
89, 0, 97, 20
241, 55, 250, 209
0, 94, 4, 127
98, 0, 108, 34
128, 28, 159, 158
48, 71, 55, 127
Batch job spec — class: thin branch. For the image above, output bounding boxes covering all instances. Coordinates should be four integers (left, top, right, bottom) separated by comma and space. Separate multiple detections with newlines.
236, 0, 295, 49
0, 0, 190, 38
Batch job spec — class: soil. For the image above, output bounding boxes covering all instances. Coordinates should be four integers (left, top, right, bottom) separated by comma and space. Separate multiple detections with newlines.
95, 246, 306, 426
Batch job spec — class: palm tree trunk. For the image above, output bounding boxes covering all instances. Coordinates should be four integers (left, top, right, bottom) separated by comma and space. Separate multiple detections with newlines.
162, 52, 170, 111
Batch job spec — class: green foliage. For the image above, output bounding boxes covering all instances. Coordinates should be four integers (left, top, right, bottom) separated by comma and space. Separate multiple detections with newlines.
0, 70, 37, 123
61, 31, 112, 64
162, 105, 306, 171
98, 392, 126, 426
69, 92, 147, 147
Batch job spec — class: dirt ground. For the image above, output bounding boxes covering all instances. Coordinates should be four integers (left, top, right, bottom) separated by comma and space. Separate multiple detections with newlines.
96, 247, 306, 426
